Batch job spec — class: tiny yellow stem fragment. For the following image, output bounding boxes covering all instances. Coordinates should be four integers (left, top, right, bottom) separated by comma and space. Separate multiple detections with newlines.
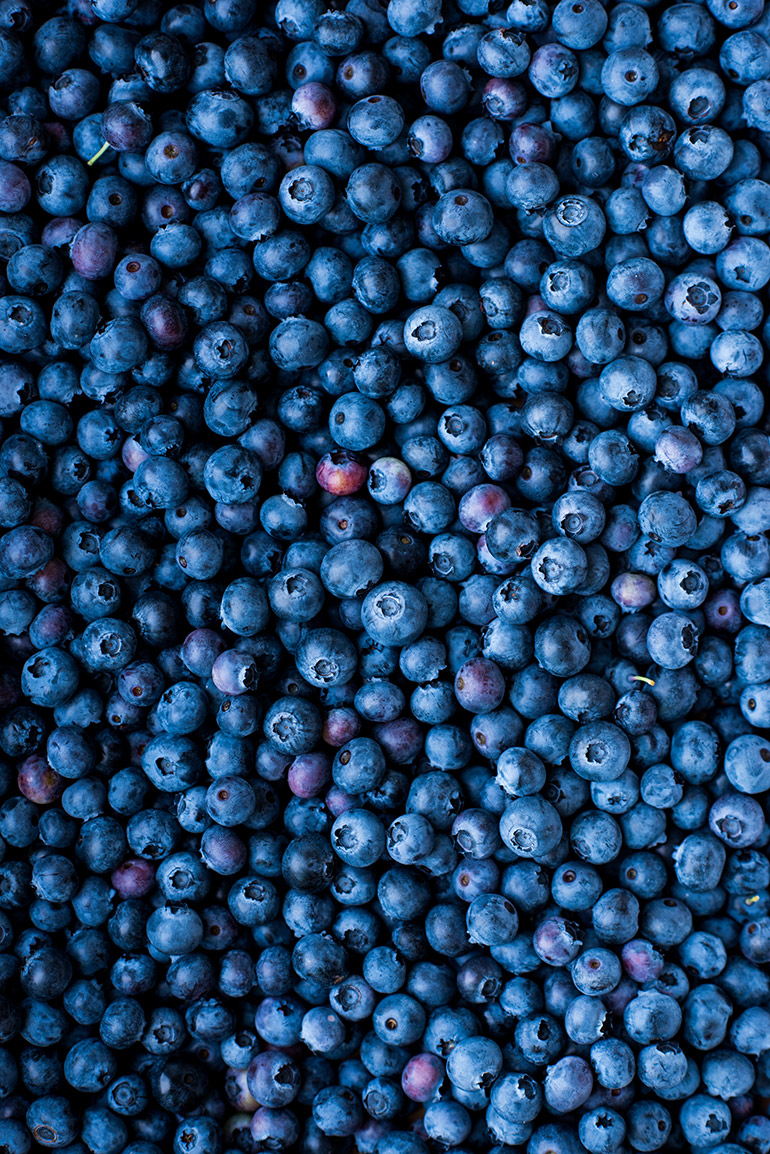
746, 895, 761, 905
630, 675, 656, 686
87, 141, 111, 166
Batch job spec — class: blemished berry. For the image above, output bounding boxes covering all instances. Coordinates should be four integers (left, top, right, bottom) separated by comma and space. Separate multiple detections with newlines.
0, 0, 766, 1152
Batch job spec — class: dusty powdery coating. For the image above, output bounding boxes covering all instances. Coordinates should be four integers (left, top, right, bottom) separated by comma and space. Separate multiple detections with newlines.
0, 0, 768, 1152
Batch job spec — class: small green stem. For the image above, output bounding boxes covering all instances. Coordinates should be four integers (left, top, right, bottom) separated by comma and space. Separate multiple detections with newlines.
87, 141, 111, 167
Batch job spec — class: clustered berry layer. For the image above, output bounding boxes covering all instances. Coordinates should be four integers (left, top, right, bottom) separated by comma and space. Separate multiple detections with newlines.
1, 0, 770, 1153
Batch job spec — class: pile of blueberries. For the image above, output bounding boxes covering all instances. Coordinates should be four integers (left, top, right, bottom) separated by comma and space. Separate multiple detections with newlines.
2, 0, 770, 1151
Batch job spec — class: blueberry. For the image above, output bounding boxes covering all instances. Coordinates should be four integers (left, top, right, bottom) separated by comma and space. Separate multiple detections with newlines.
0, 0, 767, 1148
26, 1097, 79, 1148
